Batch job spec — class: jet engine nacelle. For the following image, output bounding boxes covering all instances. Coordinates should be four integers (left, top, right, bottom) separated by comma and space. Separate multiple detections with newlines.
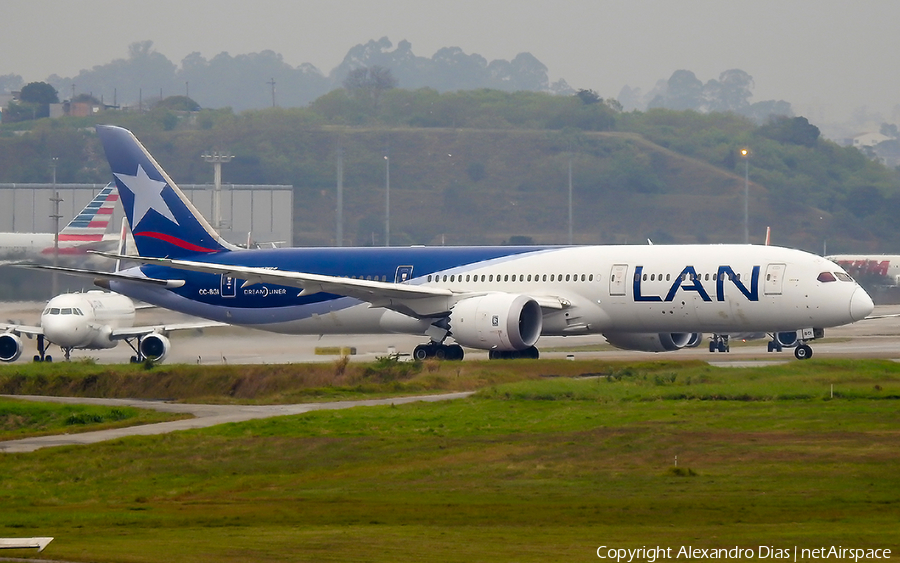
774, 331, 799, 348
0, 333, 23, 362
139, 333, 170, 363
603, 332, 702, 353
450, 293, 542, 351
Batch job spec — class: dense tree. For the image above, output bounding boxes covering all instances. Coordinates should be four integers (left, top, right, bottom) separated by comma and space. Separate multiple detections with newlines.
19, 81, 59, 105
758, 116, 820, 147
154, 95, 201, 111
343, 66, 398, 113
706, 69, 754, 113
576, 89, 602, 105
649, 70, 704, 111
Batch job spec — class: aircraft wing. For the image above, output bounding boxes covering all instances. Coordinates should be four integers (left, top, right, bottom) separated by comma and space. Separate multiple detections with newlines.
0, 323, 43, 338
92, 253, 569, 317
110, 320, 228, 341
0, 537, 54, 551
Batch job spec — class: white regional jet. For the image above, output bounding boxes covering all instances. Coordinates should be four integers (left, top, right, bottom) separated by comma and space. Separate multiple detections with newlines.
0, 290, 222, 363
0, 220, 222, 363
0, 183, 119, 260
51, 126, 876, 361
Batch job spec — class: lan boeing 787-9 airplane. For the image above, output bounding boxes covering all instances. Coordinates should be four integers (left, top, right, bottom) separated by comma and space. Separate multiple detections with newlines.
46, 125, 875, 361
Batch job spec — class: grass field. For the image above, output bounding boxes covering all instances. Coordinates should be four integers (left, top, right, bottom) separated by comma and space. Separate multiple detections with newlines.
0, 359, 898, 562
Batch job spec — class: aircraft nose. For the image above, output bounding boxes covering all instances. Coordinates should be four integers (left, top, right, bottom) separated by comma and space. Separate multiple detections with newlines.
850, 287, 875, 322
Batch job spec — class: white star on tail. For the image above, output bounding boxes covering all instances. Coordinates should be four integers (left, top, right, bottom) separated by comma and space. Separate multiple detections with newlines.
114, 164, 179, 227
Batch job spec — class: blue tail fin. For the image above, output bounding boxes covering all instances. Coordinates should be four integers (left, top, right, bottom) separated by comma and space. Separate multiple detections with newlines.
95, 125, 238, 258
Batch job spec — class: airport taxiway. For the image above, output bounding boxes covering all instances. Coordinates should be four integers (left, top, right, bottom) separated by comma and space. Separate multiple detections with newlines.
0, 301, 899, 364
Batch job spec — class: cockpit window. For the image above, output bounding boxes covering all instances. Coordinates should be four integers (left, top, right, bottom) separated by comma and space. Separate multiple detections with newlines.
60, 308, 72, 315
43, 308, 50, 315
75, 308, 84, 315
835, 272, 854, 282
817, 272, 837, 283
49, 308, 60, 315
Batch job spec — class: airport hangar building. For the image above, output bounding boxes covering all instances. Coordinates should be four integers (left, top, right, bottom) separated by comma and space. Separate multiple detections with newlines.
0, 183, 294, 247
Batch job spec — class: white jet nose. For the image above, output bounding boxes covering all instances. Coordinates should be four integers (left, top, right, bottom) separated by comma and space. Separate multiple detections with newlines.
42, 314, 84, 348
850, 287, 875, 322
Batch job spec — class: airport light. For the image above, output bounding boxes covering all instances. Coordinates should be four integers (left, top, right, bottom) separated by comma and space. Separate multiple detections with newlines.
202, 151, 233, 230
568, 158, 573, 245
384, 155, 390, 246
741, 148, 750, 244
50, 157, 60, 295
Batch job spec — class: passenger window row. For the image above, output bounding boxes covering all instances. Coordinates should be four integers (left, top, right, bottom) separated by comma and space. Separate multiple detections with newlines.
635, 272, 743, 282
427, 273, 596, 283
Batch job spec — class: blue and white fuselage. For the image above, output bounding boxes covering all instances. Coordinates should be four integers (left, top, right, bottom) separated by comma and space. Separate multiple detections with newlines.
81, 125, 873, 361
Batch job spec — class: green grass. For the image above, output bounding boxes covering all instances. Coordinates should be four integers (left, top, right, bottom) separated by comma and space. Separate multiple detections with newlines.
0, 398, 189, 441
0, 359, 899, 561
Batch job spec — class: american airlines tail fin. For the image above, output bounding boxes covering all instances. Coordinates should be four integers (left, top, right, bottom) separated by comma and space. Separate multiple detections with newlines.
95, 125, 239, 259
58, 183, 118, 242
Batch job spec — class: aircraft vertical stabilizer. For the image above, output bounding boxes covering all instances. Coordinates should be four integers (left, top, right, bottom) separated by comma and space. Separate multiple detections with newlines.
95, 125, 238, 259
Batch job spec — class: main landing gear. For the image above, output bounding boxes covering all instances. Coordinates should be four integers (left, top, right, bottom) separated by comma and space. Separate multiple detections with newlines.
768, 338, 813, 359
413, 342, 464, 361
792, 344, 813, 360
32, 334, 53, 363
412, 343, 542, 361
708, 334, 730, 353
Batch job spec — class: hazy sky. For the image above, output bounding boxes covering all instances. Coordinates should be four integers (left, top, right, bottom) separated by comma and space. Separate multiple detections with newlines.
4, 0, 898, 123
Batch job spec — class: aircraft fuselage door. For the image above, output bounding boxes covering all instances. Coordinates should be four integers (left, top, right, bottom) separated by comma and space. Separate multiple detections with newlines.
764, 263, 785, 295
609, 264, 628, 296
221, 274, 236, 298
395, 265, 414, 283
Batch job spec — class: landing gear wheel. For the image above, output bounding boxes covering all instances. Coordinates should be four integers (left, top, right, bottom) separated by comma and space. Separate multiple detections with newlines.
412, 343, 464, 361
413, 345, 430, 361
447, 344, 464, 361
794, 344, 813, 360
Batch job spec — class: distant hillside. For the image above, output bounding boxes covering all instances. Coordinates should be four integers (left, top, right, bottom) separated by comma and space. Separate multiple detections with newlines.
1, 89, 898, 254
273, 128, 846, 252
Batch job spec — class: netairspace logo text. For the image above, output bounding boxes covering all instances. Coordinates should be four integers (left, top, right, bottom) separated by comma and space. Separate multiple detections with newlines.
596, 546, 892, 562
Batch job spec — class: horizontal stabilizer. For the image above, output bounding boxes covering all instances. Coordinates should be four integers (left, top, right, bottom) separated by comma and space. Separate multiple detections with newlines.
17, 263, 185, 289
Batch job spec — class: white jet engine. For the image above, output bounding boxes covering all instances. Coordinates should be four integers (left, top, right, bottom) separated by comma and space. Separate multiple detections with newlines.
603, 332, 703, 353
138, 333, 171, 362
0, 333, 24, 362
773, 331, 799, 348
449, 293, 543, 351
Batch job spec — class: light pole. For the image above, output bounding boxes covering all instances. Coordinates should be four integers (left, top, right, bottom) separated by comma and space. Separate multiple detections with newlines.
50, 157, 61, 295
201, 151, 233, 231
741, 148, 750, 244
568, 158, 573, 245
384, 155, 390, 246
336, 144, 343, 247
